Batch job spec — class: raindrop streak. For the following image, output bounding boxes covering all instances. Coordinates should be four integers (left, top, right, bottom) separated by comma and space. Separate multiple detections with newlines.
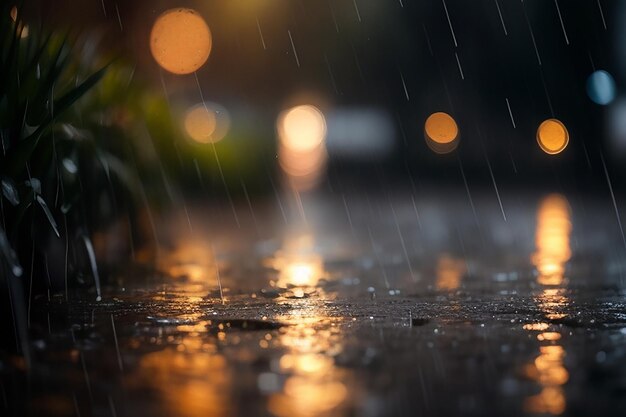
400, 70, 410, 101
193, 73, 240, 227
80, 352, 93, 403
353, 0, 362, 22
479, 130, 506, 222
27, 243, 34, 328
342, 194, 355, 234
256, 17, 267, 50
600, 152, 626, 250
241, 179, 260, 236
454, 52, 464, 80
368, 226, 391, 289
458, 156, 480, 227
110, 314, 123, 371
72, 393, 80, 417
553, 0, 569, 45
325, 54, 339, 94
82, 235, 102, 301
505, 98, 516, 128
108, 396, 118, 417
329, 1, 339, 33
597, 0, 607, 30
390, 202, 416, 282
423, 24, 434, 56
522, 3, 542, 66
100, 0, 107, 17
442, 0, 458, 47
212, 245, 225, 304
287, 30, 300, 67
494, 0, 508, 35
115, 3, 123, 31
540, 71, 555, 117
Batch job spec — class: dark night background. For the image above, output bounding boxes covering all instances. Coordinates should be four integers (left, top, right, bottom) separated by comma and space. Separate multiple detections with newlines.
24, 0, 626, 189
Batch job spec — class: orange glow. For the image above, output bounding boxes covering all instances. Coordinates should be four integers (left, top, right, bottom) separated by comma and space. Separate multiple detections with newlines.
524, 345, 568, 415
10, 6, 28, 38
523, 322, 550, 331
277, 105, 328, 190
537, 119, 569, 155
269, 308, 348, 417
435, 254, 465, 291
267, 234, 324, 289
532, 194, 572, 286
150, 8, 212, 74
157, 237, 217, 285
129, 349, 231, 417
424, 112, 459, 154
184, 103, 230, 144
269, 377, 347, 417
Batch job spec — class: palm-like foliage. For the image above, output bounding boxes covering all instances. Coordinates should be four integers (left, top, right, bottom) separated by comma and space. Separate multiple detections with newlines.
0, 3, 106, 281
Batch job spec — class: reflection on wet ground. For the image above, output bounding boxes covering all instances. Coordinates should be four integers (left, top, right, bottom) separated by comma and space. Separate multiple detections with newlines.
3, 189, 626, 416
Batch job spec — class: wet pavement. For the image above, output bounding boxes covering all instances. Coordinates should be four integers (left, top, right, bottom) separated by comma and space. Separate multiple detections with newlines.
3, 188, 626, 417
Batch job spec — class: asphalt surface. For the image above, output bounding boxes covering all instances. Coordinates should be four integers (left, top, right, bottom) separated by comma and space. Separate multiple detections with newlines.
3, 188, 626, 417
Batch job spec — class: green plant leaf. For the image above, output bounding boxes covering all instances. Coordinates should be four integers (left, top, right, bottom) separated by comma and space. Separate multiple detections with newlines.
1, 65, 108, 176
54, 64, 109, 115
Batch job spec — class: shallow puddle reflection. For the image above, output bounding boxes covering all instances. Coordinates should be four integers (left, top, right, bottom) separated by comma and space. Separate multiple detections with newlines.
523, 194, 572, 415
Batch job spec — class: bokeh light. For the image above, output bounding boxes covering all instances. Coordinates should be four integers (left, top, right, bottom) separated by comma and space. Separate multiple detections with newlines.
586, 70, 616, 105
278, 105, 327, 153
150, 8, 212, 75
184, 102, 230, 144
531, 194, 572, 286
536, 119, 569, 155
424, 112, 459, 154
277, 105, 327, 191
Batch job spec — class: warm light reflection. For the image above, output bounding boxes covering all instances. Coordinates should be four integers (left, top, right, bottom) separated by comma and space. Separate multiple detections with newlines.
150, 8, 212, 74
523, 343, 569, 415
523, 204, 572, 416
10, 6, 29, 38
424, 112, 459, 154
184, 103, 230, 144
531, 194, 572, 286
129, 348, 231, 417
267, 234, 324, 290
277, 105, 327, 191
537, 119, 569, 155
269, 309, 348, 417
523, 292, 570, 415
158, 237, 217, 284
435, 254, 465, 290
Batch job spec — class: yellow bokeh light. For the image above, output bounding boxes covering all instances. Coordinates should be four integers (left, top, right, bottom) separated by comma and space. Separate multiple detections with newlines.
537, 119, 569, 155
150, 8, 212, 75
277, 104, 328, 190
424, 112, 459, 154
532, 194, 572, 286
278, 105, 327, 153
184, 106, 216, 143
183, 103, 230, 144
